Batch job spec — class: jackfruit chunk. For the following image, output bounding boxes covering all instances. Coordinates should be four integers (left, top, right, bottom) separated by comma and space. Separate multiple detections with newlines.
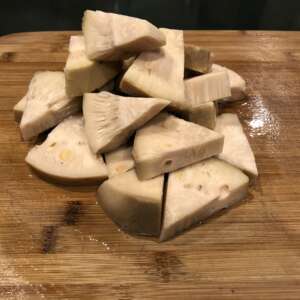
120, 28, 186, 109
105, 145, 135, 178
82, 10, 166, 61
97, 169, 164, 236
26, 114, 108, 184
215, 113, 258, 177
83, 91, 169, 154
20, 71, 81, 141
211, 64, 246, 101
64, 35, 120, 97
160, 158, 249, 241
184, 44, 211, 73
133, 113, 224, 180
14, 95, 27, 122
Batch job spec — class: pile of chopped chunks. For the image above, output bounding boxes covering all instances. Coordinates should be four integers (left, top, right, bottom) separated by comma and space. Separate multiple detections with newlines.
14, 10, 258, 241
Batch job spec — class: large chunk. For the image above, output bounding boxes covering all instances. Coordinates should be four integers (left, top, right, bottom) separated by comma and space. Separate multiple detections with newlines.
211, 64, 246, 101
185, 71, 231, 107
97, 170, 164, 236
184, 44, 211, 74
120, 28, 186, 109
133, 113, 224, 180
26, 114, 108, 184
13, 95, 27, 122
83, 92, 169, 154
105, 145, 135, 178
64, 35, 120, 97
82, 10, 165, 61
215, 113, 258, 177
20, 71, 81, 141
160, 158, 249, 241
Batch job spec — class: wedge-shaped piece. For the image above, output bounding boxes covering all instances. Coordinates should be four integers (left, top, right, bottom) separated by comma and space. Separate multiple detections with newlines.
215, 113, 258, 177
133, 113, 224, 180
20, 71, 81, 141
160, 158, 249, 241
105, 145, 135, 178
26, 114, 108, 184
83, 92, 169, 154
83, 10, 165, 61
97, 169, 164, 236
120, 28, 186, 109
185, 71, 231, 107
212, 64, 246, 101
187, 102, 217, 130
14, 95, 27, 122
184, 44, 211, 74
64, 35, 120, 97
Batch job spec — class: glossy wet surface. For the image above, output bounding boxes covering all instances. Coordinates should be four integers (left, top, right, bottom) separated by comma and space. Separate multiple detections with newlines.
0, 31, 300, 299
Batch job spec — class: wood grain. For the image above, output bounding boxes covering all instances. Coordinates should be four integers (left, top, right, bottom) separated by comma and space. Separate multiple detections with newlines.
0, 30, 300, 299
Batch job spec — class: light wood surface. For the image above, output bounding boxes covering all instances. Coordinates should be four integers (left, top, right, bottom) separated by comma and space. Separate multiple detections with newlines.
0, 30, 300, 299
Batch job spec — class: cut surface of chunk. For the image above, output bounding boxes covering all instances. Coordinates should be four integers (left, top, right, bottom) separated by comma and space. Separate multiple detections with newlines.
185, 71, 231, 107
105, 145, 135, 178
133, 113, 224, 180
82, 10, 165, 61
20, 71, 81, 141
83, 92, 169, 154
14, 95, 27, 122
187, 102, 217, 130
97, 169, 164, 236
184, 44, 211, 74
160, 158, 249, 241
215, 113, 258, 177
64, 35, 120, 97
120, 28, 186, 109
25, 114, 108, 184
211, 64, 246, 101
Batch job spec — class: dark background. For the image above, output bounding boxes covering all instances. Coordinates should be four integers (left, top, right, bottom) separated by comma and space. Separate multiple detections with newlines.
1, 0, 300, 36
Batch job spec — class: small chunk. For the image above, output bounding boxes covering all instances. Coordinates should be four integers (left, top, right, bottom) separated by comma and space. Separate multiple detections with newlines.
184, 44, 211, 74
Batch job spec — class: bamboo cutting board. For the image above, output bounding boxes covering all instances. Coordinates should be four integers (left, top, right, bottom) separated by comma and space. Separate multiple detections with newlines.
0, 31, 300, 299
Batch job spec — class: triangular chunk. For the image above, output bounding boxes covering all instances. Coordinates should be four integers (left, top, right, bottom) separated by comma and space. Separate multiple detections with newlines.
14, 94, 27, 122
83, 92, 169, 154
132, 113, 224, 180
26, 114, 108, 184
64, 35, 120, 97
105, 145, 135, 178
160, 158, 249, 241
211, 64, 246, 101
215, 113, 258, 177
82, 10, 165, 61
20, 71, 81, 141
185, 71, 231, 107
184, 44, 211, 74
186, 102, 217, 130
97, 169, 164, 236
120, 28, 186, 109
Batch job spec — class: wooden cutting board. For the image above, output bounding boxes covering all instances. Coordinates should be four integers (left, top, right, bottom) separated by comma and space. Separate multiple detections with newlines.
0, 30, 300, 299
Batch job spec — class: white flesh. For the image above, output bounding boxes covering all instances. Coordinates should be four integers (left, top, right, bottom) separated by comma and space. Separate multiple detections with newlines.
105, 145, 135, 178
13, 95, 27, 122
83, 91, 169, 154
133, 113, 224, 180
64, 35, 120, 97
97, 169, 164, 236
26, 114, 108, 184
215, 113, 258, 177
184, 71, 231, 107
160, 158, 249, 241
20, 71, 81, 141
120, 28, 186, 109
211, 64, 246, 101
82, 10, 165, 61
